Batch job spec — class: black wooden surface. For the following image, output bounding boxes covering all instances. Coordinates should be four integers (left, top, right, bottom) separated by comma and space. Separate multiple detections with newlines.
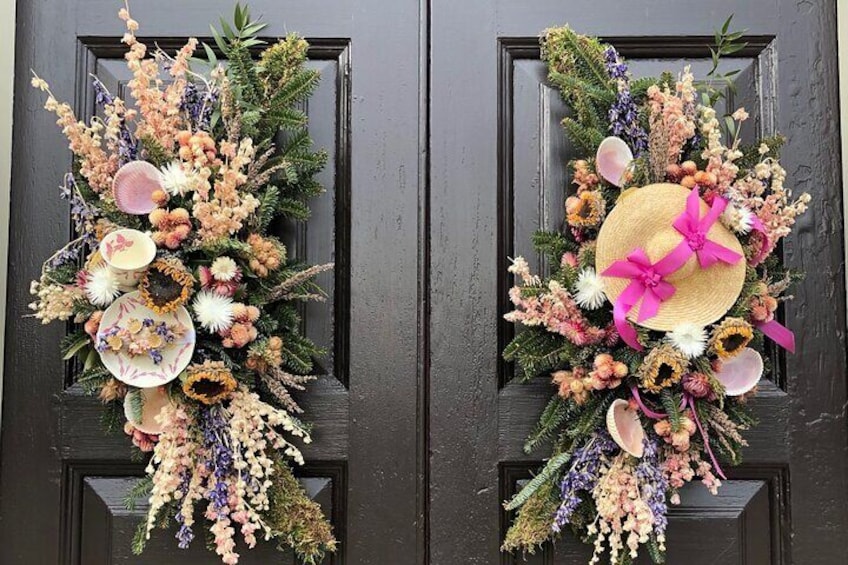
3, 0, 848, 564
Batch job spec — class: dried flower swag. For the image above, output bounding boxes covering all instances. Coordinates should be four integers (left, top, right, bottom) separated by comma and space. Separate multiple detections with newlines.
29, 3, 336, 563
501, 19, 808, 565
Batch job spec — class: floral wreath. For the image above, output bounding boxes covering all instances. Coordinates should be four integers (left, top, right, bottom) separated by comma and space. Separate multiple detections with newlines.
29, 3, 337, 563
501, 20, 808, 564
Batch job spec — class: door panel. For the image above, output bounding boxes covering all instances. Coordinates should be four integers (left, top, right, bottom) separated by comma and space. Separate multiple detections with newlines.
430, 1, 847, 564
2, 1, 424, 564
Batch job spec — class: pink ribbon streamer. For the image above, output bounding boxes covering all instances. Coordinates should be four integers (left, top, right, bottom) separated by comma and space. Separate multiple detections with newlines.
733, 203, 796, 353
630, 386, 727, 480
603, 249, 683, 351
672, 188, 742, 268
756, 319, 796, 353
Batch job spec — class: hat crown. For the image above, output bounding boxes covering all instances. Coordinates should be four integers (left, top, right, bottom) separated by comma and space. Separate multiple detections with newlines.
643, 228, 697, 283
595, 183, 746, 330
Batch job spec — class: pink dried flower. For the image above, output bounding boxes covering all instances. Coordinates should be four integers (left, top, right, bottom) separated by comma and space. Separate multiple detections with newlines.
682, 372, 713, 399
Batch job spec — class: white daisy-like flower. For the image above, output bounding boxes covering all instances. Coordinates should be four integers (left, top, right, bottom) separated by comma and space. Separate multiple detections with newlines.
85, 266, 121, 307
668, 323, 707, 359
573, 268, 606, 310
721, 201, 755, 234
159, 161, 194, 196
192, 291, 234, 332
210, 257, 239, 282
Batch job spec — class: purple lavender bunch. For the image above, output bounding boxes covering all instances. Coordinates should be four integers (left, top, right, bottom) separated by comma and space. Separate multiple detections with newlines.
552, 433, 618, 532
635, 436, 669, 538
604, 46, 648, 156
200, 405, 234, 516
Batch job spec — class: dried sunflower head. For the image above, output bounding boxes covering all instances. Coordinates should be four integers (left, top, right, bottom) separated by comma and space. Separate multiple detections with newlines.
709, 317, 753, 359
638, 344, 688, 393
140, 258, 195, 314
182, 360, 237, 405
565, 190, 605, 228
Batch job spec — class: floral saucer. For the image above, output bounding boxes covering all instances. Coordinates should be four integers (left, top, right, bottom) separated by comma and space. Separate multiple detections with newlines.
96, 291, 195, 387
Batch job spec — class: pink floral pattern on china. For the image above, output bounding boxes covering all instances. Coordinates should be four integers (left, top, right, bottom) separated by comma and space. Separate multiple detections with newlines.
96, 291, 195, 387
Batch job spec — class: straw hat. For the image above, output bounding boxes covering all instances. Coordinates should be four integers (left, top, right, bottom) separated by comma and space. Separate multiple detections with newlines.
595, 183, 746, 331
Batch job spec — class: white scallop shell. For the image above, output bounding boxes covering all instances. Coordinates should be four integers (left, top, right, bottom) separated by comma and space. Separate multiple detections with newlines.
112, 160, 163, 215
596, 136, 634, 187
714, 347, 763, 396
123, 386, 172, 435
606, 398, 645, 458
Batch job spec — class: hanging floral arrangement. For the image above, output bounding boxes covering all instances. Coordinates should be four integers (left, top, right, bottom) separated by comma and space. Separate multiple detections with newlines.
502, 19, 808, 564
29, 3, 336, 563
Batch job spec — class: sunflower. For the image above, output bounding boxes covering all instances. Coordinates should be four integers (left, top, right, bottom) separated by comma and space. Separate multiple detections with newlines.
139, 258, 195, 314
709, 317, 753, 359
182, 361, 238, 405
565, 190, 605, 228
638, 344, 688, 393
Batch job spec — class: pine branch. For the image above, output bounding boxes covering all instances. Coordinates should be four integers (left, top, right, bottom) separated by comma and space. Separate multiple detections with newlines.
660, 390, 683, 432
524, 395, 572, 455
504, 450, 572, 511
124, 476, 153, 511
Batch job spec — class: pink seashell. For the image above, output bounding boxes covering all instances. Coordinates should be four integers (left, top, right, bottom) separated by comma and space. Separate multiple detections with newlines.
112, 160, 164, 215
595, 136, 633, 187
606, 398, 645, 458
124, 386, 171, 434
714, 347, 763, 396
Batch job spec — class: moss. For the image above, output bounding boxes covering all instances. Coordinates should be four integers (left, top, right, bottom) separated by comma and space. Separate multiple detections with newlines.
267, 457, 337, 564
501, 480, 560, 555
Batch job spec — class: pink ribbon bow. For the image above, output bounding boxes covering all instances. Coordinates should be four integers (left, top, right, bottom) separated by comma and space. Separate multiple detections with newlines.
603, 249, 683, 351
672, 188, 743, 268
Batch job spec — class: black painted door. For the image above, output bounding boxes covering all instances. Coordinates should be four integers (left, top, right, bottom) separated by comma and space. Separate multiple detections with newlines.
3, 1, 848, 564
428, 1, 848, 564
1, 0, 424, 564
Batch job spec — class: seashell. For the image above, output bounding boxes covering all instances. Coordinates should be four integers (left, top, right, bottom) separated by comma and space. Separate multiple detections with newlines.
606, 398, 645, 458
596, 136, 634, 187
714, 347, 763, 396
112, 160, 164, 215
124, 386, 171, 435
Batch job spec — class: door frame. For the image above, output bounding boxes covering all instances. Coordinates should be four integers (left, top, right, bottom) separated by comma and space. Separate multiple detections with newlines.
0, 0, 16, 432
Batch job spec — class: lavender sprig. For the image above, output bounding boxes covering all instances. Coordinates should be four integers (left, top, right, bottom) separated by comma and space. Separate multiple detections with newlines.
200, 405, 234, 516
604, 46, 648, 156
635, 437, 669, 538
174, 471, 194, 549
181, 82, 218, 131
92, 77, 139, 163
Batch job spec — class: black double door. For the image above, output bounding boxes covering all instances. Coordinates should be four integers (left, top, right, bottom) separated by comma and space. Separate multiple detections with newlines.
2, 0, 847, 563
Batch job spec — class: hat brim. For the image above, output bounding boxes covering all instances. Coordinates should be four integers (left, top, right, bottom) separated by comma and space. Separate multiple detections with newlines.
595, 183, 746, 331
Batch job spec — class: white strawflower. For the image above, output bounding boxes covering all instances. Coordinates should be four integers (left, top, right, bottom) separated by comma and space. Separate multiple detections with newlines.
192, 291, 234, 332
721, 201, 755, 234
668, 323, 707, 358
573, 268, 606, 310
159, 161, 194, 196
85, 266, 121, 307
210, 257, 239, 281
